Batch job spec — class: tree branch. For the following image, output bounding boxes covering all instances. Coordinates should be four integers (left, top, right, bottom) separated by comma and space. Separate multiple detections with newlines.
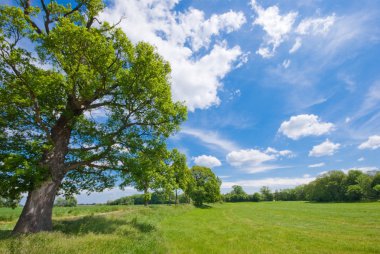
40, 0, 50, 33
21, 0, 43, 35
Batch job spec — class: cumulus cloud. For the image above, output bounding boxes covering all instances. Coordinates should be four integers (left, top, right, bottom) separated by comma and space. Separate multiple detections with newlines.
251, 0, 297, 58
358, 135, 380, 150
278, 114, 335, 140
308, 162, 325, 168
226, 147, 293, 173
251, 0, 336, 58
309, 139, 340, 157
193, 155, 222, 168
100, 0, 246, 111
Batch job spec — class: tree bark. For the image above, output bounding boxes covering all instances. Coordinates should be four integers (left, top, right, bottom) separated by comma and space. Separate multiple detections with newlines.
12, 179, 61, 233
13, 112, 74, 234
144, 188, 148, 207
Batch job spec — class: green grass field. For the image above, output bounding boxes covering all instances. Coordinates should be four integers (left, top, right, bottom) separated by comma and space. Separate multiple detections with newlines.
0, 202, 379, 254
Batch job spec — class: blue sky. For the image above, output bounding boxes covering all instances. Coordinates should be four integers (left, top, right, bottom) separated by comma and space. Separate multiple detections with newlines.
12, 0, 379, 203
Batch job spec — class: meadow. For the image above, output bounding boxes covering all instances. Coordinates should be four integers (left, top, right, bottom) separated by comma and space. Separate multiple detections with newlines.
0, 202, 379, 254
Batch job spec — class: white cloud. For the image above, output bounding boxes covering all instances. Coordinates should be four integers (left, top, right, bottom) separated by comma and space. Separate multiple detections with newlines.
289, 37, 302, 53
226, 147, 292, 173
358, 157, 365, 162
358, 135, 380, 150
193, 155, 222, 168
180, 127, 239, 152
279, 114, 335, 140
296, 14, 336, 35
100, 0, 246, 111
221, 176, 315, 189
308, 162, 325, 168
251, 0, 297, 58
309, 139, 340, 157
282, 59, 291, 69
251, 1, 336, 58
227, 149, 275, 167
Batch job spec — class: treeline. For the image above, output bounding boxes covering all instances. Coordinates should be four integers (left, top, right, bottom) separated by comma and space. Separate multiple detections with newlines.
223, 170, 380, 203
107, 192, 190, 205
108, 165, 221, 207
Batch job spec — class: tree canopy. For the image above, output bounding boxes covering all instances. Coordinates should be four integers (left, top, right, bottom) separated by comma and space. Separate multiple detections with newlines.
0, 0, 186, 233
187, 166, 221, 206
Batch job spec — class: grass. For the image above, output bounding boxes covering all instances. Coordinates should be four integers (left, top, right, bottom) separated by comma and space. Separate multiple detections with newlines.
0, 202, 379, 253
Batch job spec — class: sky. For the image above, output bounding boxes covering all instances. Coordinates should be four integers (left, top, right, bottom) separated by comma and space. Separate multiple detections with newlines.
8, 0, 380, 203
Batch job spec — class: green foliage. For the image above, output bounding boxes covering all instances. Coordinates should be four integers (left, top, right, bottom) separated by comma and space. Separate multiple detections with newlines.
275, 170, 380, 202
0, 0, 187, 206
223, 185, 250, 202
0, 197, 20, 208
345, 185, 363, 201
187, 166, 221, 206
260, 186, 273, 201
107, 191, 189, 206
55, 196, 77, 207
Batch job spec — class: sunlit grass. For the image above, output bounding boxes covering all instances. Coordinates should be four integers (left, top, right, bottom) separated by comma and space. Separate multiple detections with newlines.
0, 202, 379, 253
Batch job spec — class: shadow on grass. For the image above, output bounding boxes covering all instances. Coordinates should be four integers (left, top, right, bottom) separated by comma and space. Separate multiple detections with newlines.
195, 204, 213, 209
0, 230, 12, 240
54, 215, 156, 235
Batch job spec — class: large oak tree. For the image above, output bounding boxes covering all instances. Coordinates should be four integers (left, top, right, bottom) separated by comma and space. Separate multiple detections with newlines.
0, 0, 186, 233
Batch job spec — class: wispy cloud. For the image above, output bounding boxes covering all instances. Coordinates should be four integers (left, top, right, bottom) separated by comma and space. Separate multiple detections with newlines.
180, 127, 239, 152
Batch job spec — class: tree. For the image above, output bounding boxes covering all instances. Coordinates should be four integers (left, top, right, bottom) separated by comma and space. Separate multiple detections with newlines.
0, 1, 186, 233
357, 174, 375, 200
169, 149, 190, 205
231, 185, 246, 195
260, 186, 273, 201
121, 144, 169, 206
223, 185, 249, 202
54, 196, 77, 207
187, 166, 221, 206
345, 185, 363, 201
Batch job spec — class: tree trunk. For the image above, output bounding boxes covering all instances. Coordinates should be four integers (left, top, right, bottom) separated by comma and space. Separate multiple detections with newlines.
12, 179, 61, 234
13, 112, 73, 234
175, 189, 178, 205
144, 188, 149, 207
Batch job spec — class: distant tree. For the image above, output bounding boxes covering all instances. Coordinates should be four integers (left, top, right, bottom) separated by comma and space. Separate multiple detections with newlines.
260, 186, 273, 201
223, 185, 249, 202
121, 144, 169, 206
231, 185, 246, 195
54, 196, 77, 207
371, 172, 380, 200
357, 174, 375, 200
0, 197, 20, 208
345, 185, 363, 201
249, 193, 261, 202
167, 149, 190, 205
187, 166, 221, 206
373, 185, 380, 199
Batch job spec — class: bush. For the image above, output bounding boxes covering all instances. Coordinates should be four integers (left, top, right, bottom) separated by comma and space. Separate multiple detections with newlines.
55, 196, 77, 207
